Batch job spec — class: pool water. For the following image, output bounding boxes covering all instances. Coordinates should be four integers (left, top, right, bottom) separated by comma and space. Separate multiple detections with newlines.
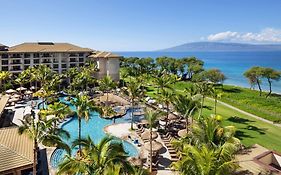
50, 97, 144, 168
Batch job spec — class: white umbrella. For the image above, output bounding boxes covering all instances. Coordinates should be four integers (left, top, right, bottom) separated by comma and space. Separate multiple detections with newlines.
141, 130, 158, 140
25, 90, 33, 95
12, 94, 21, 98
16, 87, 27, 91
8, 98, 19, 103
178, 129, 187, 138
144, 141, 163, 152
6, 89, 17, 94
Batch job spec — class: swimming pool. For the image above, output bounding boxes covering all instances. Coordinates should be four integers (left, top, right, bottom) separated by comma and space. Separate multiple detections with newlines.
50, 97, 144, 168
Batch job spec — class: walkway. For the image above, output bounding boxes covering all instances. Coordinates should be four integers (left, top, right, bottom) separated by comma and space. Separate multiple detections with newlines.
207, 97, 281, 128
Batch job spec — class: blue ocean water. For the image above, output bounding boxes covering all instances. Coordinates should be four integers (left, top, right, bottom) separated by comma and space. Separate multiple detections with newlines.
116, 51, 281, 93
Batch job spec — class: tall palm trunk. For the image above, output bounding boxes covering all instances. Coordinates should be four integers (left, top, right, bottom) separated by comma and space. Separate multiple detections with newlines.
78, 117, 82, 156
199, 95, 205, 118
33, 140, 38, 175
149, 126, 153, 173
266, 78, 272, 98
165, 102, 169, 130
106, 91, 109, 106
130, 99, 134, 130
214, 97, 217, 115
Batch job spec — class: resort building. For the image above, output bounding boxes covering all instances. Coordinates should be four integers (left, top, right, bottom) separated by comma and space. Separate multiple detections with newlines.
0, 42, 121, 81
0, 127, 33, 175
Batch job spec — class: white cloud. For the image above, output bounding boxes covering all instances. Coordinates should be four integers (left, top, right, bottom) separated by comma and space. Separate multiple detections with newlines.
207, 28, 281, 43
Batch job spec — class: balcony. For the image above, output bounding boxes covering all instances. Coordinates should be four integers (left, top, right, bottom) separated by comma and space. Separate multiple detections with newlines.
69, 58, 77, 63
10, 55, 22, 58
42, 60, 52, 63
11, 61, 22, 65
10, 68, 22, 71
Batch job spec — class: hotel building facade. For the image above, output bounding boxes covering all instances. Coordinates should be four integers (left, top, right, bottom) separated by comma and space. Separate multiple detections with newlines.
0, 42, 121, 81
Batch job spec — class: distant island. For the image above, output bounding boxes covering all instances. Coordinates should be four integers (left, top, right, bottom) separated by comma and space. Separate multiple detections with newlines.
161, 42, 281, 52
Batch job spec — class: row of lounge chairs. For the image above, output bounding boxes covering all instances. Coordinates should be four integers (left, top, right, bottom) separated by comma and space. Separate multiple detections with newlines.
160, 132, 179, 162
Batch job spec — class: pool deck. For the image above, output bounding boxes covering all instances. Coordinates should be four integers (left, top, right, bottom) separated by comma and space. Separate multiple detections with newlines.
104, 123, 178, 175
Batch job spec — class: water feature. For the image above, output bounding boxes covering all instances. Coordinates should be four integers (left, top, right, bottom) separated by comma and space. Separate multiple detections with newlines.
50, 97, 143, 168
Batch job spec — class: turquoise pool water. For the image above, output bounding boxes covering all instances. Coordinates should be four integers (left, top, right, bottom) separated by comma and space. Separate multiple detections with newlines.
50, 97, 144, 168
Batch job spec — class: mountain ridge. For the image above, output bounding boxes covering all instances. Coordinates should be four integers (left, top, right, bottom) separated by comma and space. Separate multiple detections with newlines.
161, 42, 281, 52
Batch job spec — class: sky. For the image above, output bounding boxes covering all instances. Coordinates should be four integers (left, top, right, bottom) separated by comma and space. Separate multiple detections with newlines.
1, 0, 281, 51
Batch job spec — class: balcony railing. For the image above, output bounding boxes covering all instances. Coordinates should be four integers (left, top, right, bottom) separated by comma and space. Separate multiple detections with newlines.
11, 62, 22, 65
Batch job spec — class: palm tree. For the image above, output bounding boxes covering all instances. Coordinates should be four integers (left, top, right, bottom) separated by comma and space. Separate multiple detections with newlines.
144, 109, 162, 173
171, 143, 238, 175
18, 114, 69, 175
71, 95, 102, 155
211, 87, 223, 115
58, 136, 134, 175
156, 89, 174, 129
125, 79, 143, 130
196, 82, 213, 118
153, 73, 175, 94
172, 94, 199, 132
189, 115, 240, 148
15, 73, 27, 98
0, 71, 12, 91
98, 75, 116, 105
40, 102, 72, 127
36, 64, 54, 90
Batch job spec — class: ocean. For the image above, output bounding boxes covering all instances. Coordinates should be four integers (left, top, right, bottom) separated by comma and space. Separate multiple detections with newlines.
115, 51, 281, 93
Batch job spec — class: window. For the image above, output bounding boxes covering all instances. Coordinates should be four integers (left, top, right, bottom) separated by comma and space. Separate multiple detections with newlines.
1, 60, 8, 65
69, 53, 76, 57
42, 53, 50, 57
12, 66, 21, 71
12, 60, 21, 64
24, 59, 30, 64
24, 65, 30, 70
70, 58, 76, 62
11, 54, 21, 58
1, 54, 8, 58
33, 59, 40, 64
53, 58, 58, 63
34, 53, 40, 58
79, 53, 84, 57
53, 64, 59, 69
61, 64, 67, 68
24, 53, 30, 58
79, 63, 84, 67
70, 64, 76, 68
79, 58, 84, 62
2, 66, 8, 71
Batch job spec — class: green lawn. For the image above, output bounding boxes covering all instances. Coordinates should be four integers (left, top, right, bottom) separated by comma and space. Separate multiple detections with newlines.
203, 99, 281, 152
220, 85, 281, 122
143, 81, 281, 152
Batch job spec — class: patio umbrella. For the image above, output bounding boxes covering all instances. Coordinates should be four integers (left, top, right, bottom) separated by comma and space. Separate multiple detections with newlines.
178, 129, 187, 138
168, 113, 178, 120
140, 119, 149, 125
8, 98, 19, 103
144, 140, 163, 152
141, 130, 158, 140
6, 89, 17, 94
25, 90, 33, 95
12, 94, 21, 98
128, 157, 143, 166
16, 87, 27, 91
